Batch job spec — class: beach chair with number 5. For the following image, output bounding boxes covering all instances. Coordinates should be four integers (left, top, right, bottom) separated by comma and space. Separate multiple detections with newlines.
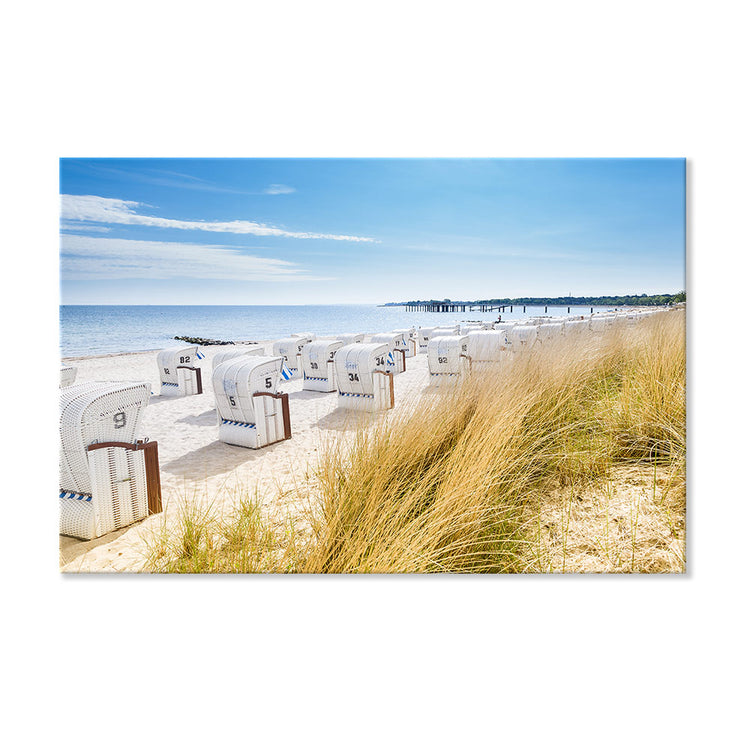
213, 356, 292, 448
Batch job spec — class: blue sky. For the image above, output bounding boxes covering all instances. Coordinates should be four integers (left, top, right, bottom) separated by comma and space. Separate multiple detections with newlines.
59, 158, 685, 305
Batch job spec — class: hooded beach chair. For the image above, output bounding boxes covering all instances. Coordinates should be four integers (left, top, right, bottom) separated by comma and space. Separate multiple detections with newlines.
334, 343, 395, 412
59, 381, 162, 540
417, 327, 435, 353
428, 335, 471, 383
370, 333, 407, 374
466, 330, 508, 369
212, 346, 265, 370
508, 325, 539, 351
339, 333, 365, 345
301, 340, 345, 392
213, 356, 292, 449
391, 328, 418, 358
60, 365, 77, 388
157, 345, 204, 396
272, 336, 312, 380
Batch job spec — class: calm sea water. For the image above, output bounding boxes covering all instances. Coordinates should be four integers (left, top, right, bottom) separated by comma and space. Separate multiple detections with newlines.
59, 304, 620, 357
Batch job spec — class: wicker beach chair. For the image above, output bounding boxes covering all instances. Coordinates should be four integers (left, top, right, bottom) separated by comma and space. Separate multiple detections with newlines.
334, 343, 395, 412
370, 333, 407, 374
213, 356, 291, 449
428, 335, 471, 383
508, 325, 539, 350
157, 345, 204, 396
339, 333, 365, 345
59, 381, 162, 540
466, 330, 508, 369
391, 328, 418, 358
60, 365, 77, 387
272, 336, 312, 380
537, 322, 564, 343
301, 340, 345, 392
212, 346, 265, 370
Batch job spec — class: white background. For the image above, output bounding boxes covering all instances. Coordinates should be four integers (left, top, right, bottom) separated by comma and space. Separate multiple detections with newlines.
2, 1, 747, 747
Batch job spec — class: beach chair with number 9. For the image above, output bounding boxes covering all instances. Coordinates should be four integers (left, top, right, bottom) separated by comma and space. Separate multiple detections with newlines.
59, 381, 162, 540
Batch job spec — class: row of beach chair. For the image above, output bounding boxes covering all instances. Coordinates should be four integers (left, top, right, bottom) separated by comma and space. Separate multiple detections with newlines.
59, 311, 666, 540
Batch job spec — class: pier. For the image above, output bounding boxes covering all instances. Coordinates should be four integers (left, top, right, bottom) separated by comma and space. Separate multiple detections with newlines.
405, 303, 505, 313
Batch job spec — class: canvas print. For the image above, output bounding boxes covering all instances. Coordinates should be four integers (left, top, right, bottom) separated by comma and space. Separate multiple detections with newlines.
59, 158, 686, 573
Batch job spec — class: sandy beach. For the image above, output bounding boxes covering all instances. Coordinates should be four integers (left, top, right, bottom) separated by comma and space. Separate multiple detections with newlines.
60, 339, 432, 571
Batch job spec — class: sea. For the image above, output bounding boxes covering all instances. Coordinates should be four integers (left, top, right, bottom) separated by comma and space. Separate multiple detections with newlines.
59, 304, 623, 358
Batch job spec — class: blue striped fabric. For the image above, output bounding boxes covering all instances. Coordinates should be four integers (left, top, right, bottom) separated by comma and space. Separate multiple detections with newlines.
222, 420, 256, 428
281, 366, 294, 380
59, 491, 92, 502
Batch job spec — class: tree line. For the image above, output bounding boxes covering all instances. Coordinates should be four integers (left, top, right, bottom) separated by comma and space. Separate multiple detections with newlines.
384, 292, 686, 307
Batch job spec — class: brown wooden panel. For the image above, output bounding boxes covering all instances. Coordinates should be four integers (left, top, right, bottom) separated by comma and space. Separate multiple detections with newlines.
280, 392, 292, 440
138, 440, 163, 515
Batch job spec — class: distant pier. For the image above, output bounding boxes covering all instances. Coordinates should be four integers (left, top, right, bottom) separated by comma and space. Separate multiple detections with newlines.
405, 303, 505, 313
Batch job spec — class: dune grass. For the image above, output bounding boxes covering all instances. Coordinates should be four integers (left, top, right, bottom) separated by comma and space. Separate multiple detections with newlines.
144, 310, 686, 573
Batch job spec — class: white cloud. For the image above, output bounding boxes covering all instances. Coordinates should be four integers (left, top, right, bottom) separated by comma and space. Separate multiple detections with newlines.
60, 222, 111, 233
60, 234, 334, 281
60, 194, 375, 242
263, 184, 296, 195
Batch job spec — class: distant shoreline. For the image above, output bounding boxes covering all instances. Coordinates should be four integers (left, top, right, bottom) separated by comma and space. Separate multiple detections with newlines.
382, 293, 685, 308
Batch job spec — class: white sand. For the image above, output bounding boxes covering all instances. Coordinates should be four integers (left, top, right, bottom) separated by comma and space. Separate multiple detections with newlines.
60, 341, 432, 572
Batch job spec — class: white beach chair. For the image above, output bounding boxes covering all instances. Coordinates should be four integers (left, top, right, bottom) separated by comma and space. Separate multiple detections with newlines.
59, 381, 162, 540
157, 345, 204, 396
537, 322, 564, 343
466, 330, 508, 368
60, 365, 77, 388
272, 336, 312, 380
301, 340, 345, 392
334, 343, 395, 412
213, 356, 292, 449
428, 335, 471, 383
508, 325, 539, 351
212, 346, 265, 370
370, 333, 407, 373
564, 318, 589, 335
390, 329, 418, 358
339, 333, 365, 345
417, 327, 436, 353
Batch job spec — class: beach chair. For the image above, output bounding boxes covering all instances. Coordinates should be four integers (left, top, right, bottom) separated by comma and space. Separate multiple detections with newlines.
213, 356, 291, 449
339, 333, 365, 345
301, 340, 345, 392
334, 343, 395, 412
417, 327, 436, 353
537, 322, 564, 343
157, 345, 204, 396
370, 333, 407, 374
433, 324, 461, 336
428, 335, 471, 383
508, 325, 538, 351
466, 330, 508, 368
272, 336, 312, 380
60, 365, 77, 387
212, 346, 265, 370
564, 318, 589, 335
391, 329, 418, 358
59, 381, 162, 540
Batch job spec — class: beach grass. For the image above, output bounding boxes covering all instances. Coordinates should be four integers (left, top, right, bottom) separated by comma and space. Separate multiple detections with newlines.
144, 310, 686, 573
